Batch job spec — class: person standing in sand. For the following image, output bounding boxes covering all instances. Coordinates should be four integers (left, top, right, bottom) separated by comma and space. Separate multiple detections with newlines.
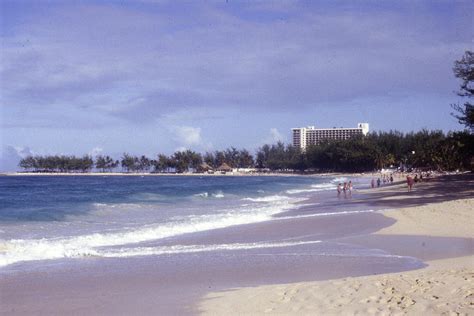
377, 178, 381, 187
337, 183, 342, 196
407, 175, 414, 191
371, 178, 375, 188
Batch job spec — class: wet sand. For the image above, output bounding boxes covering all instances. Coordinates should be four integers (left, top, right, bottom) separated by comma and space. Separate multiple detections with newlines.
1, 174, 473, 315
199, 174, 474, 315
1, 213, 414, 315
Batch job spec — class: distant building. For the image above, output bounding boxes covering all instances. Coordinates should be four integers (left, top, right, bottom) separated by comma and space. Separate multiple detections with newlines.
292, 123, 369, 150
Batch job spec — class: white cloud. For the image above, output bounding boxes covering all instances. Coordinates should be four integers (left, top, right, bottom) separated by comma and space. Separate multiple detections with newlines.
13, 146, 34, 158
261, 128, 286, 145
1, 1, 470, 156
172, 126, 202, 146
174, 146, 188, 152
89, 147, 103, 157
270, 128, 284, 142
3, 1, 470, 128
0, 145, 34, 172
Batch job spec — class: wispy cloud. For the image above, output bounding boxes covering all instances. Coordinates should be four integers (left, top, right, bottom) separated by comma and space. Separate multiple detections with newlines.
2, 1, 471, 130
172, 126, 202, 146
0, 1, 471, 167
0, 145, 34, 171
262, 128, 286, 145
88, 147, 103, 157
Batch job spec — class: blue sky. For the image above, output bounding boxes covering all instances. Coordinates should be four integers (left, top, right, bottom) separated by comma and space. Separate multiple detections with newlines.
1, 0, 473, 170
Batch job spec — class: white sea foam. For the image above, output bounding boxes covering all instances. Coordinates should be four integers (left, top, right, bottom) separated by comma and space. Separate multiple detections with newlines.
278, 209, 375, 220
194, 192, 209, 198
91, 202, 149, 211
331, 177, 348, 183
0, 195, 302, 267
243, 195, 291, 202
0, 237, 416, 263
212, 191, 225, 198
100, 240, 323, 258
194, 191, 225, 198
286, 183, 335, 194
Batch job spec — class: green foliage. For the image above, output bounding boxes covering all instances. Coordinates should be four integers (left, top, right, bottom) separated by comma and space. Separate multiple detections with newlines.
203, 148, 254, 169
95, 155, 119, 172
452, 50, 474, 130
258, 130, 473, 173
17, 130, 473, 173
154, 154, 171, 172
255, 142, 306, 171
120, 153, 137, 172
306, 136, 376, 172
18, 155, 94, 173
169, 150, 202, 173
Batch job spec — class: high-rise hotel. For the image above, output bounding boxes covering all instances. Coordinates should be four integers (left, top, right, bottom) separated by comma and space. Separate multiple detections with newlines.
292, 123, 369, 150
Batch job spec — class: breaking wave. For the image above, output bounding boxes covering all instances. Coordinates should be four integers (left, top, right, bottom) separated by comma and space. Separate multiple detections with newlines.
286, 183, 336, 194
0, 194, 302, 267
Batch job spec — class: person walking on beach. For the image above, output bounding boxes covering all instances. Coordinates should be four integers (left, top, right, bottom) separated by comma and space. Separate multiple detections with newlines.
371, 178, 375, 188
337, 183, 342, 196
390, 174, 394, 183
407, 175, 414, 192
348, 181, 353, 196
377, 178, 381, 187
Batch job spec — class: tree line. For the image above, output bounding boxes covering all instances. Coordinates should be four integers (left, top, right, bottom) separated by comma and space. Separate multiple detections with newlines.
255, 130, 472, 172
17, 148, 255, 173
17, 130, 473, 173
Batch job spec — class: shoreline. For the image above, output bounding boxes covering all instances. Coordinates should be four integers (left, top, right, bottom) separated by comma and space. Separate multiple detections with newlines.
198, 174, 474, 315
1, 171, 366, 177
1, 173, 472, 315
0, 170, 453, 179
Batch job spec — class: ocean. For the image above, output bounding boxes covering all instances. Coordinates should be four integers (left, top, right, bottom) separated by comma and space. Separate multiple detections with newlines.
0, 175, 420, 274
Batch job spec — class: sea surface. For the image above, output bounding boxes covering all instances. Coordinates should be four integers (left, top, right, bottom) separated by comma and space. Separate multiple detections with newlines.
0, 175, 420, 273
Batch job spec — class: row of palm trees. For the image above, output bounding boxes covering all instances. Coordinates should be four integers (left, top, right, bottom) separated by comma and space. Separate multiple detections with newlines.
17, 148, 256, 173
18, 130, 473, 173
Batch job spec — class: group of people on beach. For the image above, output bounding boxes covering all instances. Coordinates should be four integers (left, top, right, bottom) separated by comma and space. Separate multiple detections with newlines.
371, 174, 394, 188
337, 181, 353, 197
369, 170, 431, 192
337, 170, 434, 196
406, 173, 426, 191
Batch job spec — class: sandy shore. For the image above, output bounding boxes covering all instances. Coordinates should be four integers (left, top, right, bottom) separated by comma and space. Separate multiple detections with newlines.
1, 173, 472, 315
199, 175, 474, 315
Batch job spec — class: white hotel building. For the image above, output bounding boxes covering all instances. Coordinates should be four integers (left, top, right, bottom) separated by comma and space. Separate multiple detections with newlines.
292, 123, 369, 150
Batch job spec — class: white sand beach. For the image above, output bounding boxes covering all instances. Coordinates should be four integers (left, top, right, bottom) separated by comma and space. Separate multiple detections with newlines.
199, 178, 474, 315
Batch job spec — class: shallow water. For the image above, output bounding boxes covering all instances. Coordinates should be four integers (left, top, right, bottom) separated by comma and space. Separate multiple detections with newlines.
0, 175, 357, 267
1, 174, 437, 315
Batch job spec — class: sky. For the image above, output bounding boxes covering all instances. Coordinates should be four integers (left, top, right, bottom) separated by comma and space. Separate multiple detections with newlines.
1, 0, 473, 171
